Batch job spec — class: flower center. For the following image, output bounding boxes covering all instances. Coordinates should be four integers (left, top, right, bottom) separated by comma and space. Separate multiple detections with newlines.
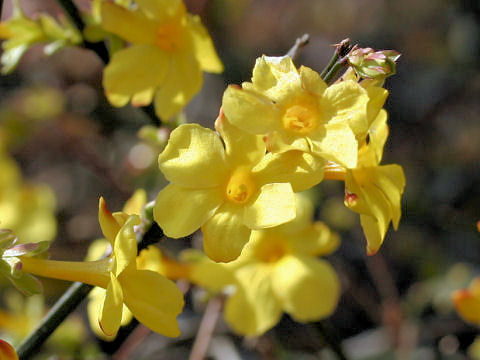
282, 101, 318, 134
156, 19, 183, 52
225, 168, 256, 204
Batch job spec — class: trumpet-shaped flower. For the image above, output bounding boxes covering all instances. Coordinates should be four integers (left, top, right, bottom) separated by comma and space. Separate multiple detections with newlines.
154, 113, 325, 262
222, 55, 371, 168
100, 0, 223, 120
452, 277, 480, 325
184, 194, 340, 336
18, 197, 184, 338
324, 105, 405, 254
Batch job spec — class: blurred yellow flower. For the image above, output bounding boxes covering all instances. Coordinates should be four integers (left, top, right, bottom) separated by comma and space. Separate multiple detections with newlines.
222, 55, 370, 168
0, 150, 56, 244
154, 115, 324, 262
185, 194, 341, 336
19, 197, 184, 338
101, 0, 223, 120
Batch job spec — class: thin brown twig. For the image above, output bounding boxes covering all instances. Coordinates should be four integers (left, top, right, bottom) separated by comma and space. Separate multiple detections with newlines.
189, 296, 224, 360
113, 324, 151, 360
286, 33, 310, 60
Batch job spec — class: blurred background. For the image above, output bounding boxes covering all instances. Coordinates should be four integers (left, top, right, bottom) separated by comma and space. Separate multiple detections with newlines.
0, 0, 480, 359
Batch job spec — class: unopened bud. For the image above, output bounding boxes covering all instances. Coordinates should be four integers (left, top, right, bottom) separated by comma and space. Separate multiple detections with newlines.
347, 48, 401, 80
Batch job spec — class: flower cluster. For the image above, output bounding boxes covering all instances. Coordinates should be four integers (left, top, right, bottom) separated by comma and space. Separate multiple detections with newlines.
184, 194, 341, 335
154, 55, 405, 261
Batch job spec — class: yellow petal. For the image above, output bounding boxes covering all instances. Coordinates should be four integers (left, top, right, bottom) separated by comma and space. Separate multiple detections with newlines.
135, 0, 184, 21
99, 273, 124, 337
101, 2, 157, 44
272, 256, 340, 322
244, 183, 296, 230
181, 249, 235, 292
321, 80, 369, 136
159, 124, 229, 188
253, 150, 325, 192
202, 202, 251, 263
121, 269, 184, 337
358, 109, 389, 167
310, 122, 358, 169
113, 215, 140, 276
365, 86, 388, 129
224, 263, 281, 336
154, 184, 223, 238
291, 222, 340, 256
103, 45, 167, 105
88, 287, 132, 341
214, 111, 265, 167
98, 197, 120, 246
122, 189, 147, 215
153, 52, 202, 120
299, 65, 327, 96
222, 85, 280, 134
187, 14, 223, 73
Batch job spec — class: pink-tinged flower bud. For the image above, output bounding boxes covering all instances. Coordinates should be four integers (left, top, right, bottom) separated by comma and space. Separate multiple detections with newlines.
347, 48, 401, 80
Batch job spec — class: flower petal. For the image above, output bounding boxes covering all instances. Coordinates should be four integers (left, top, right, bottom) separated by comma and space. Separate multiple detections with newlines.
224, 263, 281, 336
114, 215, 140, 276
291, 222, 340, 256
121, 269, 184, 337
154, 184, 223, 238
98, 197, 120, 246
158, 124, 229, 188
101, 2, 157, 44
214, 111, 265, 167
99, 273, 124, 337
299, 65, 327, 96
244, 183, 296, 230
201, 202, 251, 262
103, 45, 167, 105
135, 0, 184, 21
222, 85, 280, 134
88, 287, 132, 341
310, 122, 358, 169
153, 51, 202, 120
272, 256, 340, 322
253, 150, 325, 192
187, 14, 223, 73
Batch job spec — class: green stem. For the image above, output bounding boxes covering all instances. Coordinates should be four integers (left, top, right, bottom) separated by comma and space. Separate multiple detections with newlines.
320, 39, 354, 84
16, 281, 94, 360
15, 221, 165, 360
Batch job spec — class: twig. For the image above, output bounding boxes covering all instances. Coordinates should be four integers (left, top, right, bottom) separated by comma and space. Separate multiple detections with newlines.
320, 39, 355, 84
286, 34, 310, 60
189, 296, 224, 360
113, 324, 151, 360
15, 221, 165, 359
16, 281, 94, 359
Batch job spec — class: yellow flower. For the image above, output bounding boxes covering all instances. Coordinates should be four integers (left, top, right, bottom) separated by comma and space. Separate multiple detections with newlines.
222, 55, 371, 168
322, 80, 405, 255
452, 277, 480, 325
0, 150, 57, 244
184, 194, 341, 336
19, 197, 184, 338
100, 0, 223, 120
154, 113, 324, 262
